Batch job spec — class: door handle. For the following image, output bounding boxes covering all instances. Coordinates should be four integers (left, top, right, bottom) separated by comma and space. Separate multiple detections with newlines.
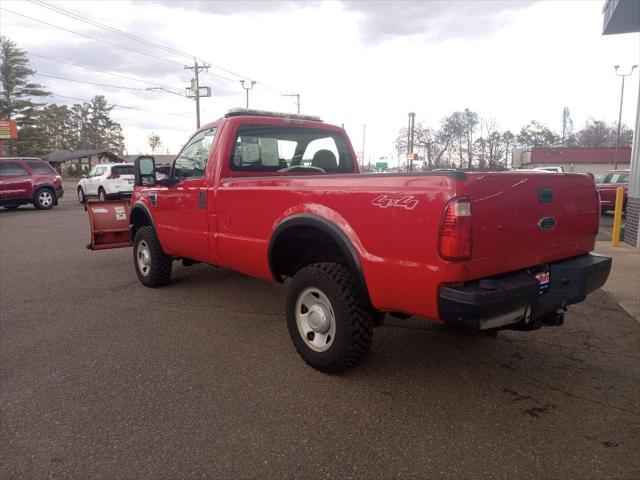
199, 191, 206, 209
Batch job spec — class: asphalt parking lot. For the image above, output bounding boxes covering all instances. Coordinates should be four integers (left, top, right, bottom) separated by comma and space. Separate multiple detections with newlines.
1, 196, 639, 479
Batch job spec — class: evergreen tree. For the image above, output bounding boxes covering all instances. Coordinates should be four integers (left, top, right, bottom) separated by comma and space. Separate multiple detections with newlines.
0, 36, 49, 155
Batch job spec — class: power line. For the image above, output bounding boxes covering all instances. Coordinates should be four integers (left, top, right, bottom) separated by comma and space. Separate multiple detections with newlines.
28, 52, 183, 92
44, 92, 189, 116
36, 72, 152, 92
26, 0, 285, 93
1, 7, 185, 66
26, 0, 258, 83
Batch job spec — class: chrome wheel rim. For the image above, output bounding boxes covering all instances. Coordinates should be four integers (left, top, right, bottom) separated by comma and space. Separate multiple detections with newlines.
39, 191, 53, 207
295, 287, 336, 352
137, 240, 151, 276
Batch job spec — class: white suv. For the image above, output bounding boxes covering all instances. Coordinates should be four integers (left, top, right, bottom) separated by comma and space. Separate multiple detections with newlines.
77, 163, 135, 203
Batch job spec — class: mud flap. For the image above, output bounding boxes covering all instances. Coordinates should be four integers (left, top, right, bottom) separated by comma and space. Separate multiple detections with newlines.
85, 200, 132, 250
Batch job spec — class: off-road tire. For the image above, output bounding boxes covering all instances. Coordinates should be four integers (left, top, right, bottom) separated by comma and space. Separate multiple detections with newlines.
33, 187, 55, 210
286, 262, 373, 373
133, 226, 172, 287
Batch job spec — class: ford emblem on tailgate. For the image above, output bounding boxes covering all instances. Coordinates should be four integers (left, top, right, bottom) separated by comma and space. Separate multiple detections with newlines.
538, 216, 556, 231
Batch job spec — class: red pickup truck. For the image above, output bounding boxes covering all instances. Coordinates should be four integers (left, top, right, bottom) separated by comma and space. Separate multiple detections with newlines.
87, 109, 611, 372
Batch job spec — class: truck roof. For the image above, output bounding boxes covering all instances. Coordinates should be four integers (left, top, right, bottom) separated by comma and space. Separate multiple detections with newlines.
224, 108, 322, 122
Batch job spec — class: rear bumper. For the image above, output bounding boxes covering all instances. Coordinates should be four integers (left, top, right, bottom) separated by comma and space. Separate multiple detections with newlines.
106, 191, 132, 199
438, 254, 612, 330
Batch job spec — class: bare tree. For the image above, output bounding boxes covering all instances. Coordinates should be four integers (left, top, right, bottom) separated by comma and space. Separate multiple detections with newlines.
148, 132, 162, 154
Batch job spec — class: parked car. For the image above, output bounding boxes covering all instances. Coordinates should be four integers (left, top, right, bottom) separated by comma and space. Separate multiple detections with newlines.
0, 157, 64, 210
77, 163, 134, 203
596, 170, 629, 213
85, 109, 610, 373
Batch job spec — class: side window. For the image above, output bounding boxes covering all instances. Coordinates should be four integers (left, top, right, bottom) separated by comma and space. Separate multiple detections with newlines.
602, 174, 613, 184
27, 161, 55, 174
617, 174, 629, 184
0, 162, 28, 176
174, 128, 217, 180
94, 166, 106, 177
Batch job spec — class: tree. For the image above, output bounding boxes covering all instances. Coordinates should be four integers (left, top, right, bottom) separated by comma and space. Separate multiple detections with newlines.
517, 121, 560, 149
0, 36, 49, 155
148, 132, 162, 154
575, 118, 633, 148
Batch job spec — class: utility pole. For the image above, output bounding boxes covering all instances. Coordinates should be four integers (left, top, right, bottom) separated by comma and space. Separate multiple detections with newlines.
241, 80, 256, 109
362, 124, 366, 169
407, 112, 416, 172
613, 64, 637, 170
282, 93, 301, 114
184, 58, 210, 129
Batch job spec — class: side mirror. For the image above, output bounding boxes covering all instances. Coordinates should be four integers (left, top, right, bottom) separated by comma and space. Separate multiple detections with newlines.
81, 174, 87, 179
134, 155, 156, 187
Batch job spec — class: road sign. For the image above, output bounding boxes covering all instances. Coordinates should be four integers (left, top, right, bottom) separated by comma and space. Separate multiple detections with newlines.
375, 162, 388, 169
407, 152, 416, 161
0, 119, 18, 140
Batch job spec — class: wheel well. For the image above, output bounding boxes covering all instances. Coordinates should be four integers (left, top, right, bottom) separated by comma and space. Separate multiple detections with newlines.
270, 225, 348, 281
130, 207, 152, 240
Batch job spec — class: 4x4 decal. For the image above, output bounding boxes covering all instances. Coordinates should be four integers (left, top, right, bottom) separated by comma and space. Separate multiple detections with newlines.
372, 195, 419, 210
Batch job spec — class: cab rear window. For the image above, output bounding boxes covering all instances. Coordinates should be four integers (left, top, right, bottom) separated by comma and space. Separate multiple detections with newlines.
230, 125, 354, 173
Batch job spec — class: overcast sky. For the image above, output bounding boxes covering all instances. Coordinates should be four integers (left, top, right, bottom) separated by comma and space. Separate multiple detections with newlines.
1, 0, 639, 163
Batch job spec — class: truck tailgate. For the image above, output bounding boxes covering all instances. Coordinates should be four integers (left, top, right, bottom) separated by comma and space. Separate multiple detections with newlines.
462, 172, 599, 280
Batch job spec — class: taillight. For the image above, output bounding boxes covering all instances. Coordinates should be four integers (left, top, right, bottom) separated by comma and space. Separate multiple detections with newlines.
439, 197, 472, 261
107, 174, 120, 179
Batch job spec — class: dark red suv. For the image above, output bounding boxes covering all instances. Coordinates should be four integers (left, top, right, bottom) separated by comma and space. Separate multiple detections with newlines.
0, 157, 64, 210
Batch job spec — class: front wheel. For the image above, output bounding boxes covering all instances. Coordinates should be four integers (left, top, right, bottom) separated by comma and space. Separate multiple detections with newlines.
286, 263, 373, 373
98, 188, 106, 201
133, 226, 172, 287
77, 187, 85, 204
34, 188, 55, 210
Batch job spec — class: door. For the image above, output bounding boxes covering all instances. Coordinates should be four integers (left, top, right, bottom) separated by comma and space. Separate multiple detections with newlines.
153, 127, 218, 262
0, 162, 32, 201
84, 165, 106, 196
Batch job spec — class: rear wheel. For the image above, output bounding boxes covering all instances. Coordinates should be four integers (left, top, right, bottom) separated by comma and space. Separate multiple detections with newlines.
98, 188, 106, 201
133, 226, 172, 287
77, 187, 85, 204
286, 262, 373, 373
34, 188, 55, 210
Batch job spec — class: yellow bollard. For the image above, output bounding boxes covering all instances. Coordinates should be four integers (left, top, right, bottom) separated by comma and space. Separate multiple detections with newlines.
611, 187, 625, 247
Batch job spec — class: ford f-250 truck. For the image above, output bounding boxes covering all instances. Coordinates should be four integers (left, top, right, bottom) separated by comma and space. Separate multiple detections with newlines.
86, 108, 611, 372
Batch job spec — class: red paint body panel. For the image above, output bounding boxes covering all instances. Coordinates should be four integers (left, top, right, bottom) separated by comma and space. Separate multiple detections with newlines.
116, 115, 602, 321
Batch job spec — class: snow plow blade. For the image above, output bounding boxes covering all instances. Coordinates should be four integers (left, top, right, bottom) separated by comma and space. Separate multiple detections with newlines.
85, 200, 132, 250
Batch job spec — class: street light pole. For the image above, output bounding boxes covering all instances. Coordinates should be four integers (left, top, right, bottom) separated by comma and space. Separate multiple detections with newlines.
240, 80, 256, 109
282, 93, 300, 114
614, 64, 638, 170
